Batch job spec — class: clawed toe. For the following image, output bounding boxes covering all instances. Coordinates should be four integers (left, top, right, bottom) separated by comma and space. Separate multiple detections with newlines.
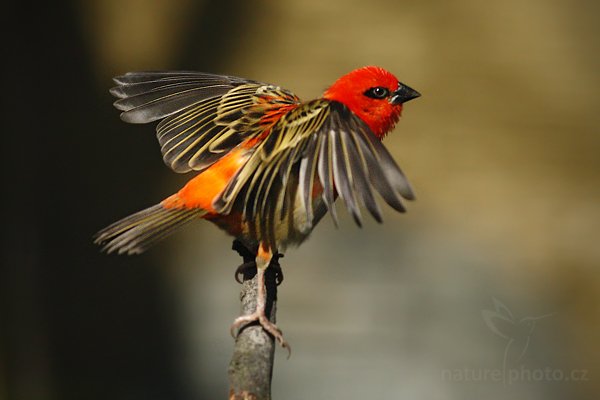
234, 261, 256, 284
230, 312, 291, 357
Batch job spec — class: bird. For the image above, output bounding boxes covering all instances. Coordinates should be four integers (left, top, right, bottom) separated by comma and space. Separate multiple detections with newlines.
482, 298, 553, 373
94, 66, 420, 350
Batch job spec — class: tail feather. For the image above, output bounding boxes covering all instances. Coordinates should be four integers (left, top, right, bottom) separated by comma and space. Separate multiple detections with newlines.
94, 204, 206, 255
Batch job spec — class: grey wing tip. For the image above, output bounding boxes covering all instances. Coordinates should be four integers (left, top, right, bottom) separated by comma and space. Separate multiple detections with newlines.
112, 75, 131, 85
113, 98, 129, 111
397, 201, 407, 213
119, 110, 162, 124
321, 196, 340, 229
401, 185, 416, 201
388, 196, 407, 213
352, 213, 363, 228
372, 211, 383, 224
109, 86, 127, 98
113, 72, 147, 83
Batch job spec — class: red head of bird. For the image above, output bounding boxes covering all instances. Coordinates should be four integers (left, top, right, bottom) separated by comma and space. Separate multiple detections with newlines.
323, 66, 420, 139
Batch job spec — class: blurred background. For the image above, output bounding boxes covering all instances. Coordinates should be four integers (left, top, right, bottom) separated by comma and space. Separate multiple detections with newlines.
3, 0, 598, 399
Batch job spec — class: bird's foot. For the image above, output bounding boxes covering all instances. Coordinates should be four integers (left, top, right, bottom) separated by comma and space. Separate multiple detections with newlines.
230, 311, 291, 357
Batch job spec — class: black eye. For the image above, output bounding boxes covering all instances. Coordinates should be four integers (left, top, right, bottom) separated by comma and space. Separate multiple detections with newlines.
364, 86, 390, 99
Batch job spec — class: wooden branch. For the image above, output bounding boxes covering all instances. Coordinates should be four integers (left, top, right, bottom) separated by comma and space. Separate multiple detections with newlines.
228, 241, 279, 400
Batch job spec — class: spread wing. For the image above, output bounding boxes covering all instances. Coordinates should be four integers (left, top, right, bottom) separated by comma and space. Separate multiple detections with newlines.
111, 71, 300, 173
213, 100, 415, 248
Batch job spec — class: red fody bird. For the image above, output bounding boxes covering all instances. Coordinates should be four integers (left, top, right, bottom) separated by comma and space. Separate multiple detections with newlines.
95, 66, 420, 349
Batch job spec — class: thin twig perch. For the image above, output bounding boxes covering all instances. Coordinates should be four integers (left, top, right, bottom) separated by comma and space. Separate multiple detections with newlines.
228, 241, 280, 400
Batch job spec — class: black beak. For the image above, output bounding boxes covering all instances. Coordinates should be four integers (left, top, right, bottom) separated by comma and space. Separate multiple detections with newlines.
390, 83, 421, 105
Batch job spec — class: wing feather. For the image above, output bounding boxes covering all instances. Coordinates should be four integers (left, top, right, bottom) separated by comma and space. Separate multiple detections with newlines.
342, 125, 383, 223
357, 126, 415, 201
317, 128, 339, 226
110, 72, 299, 173
298, 134, 321, 223
331, 126, 363, 226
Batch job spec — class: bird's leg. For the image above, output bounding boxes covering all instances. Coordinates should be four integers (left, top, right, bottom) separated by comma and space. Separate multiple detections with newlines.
232, 239, 284, 285
230, 243, 290, 354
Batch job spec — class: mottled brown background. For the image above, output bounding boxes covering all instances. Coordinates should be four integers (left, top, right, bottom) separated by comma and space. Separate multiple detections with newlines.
3, 0, 598, 399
